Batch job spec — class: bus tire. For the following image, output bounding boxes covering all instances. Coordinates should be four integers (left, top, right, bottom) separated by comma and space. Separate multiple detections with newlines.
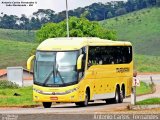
75, 90, 89, 107
114, 87, 120, 103
83, 90, 89, 106
75, 102, 82, 106
119, 90, 123, 103
42, 102, 52, 108
105, 98, 114, 104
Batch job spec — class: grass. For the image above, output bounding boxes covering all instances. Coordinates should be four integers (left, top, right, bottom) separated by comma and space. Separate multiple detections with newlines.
134, 54, 160, 72
136, 81, 159, 105
0, 28, 36, 42
136, 81, 154, 95
100, 7, 160, 56
0, 39, 38, 69
136, 98, 160, 105
0, 85, 39, 107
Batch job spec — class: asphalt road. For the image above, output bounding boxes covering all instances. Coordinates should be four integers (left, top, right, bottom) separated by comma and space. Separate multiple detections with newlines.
137, 74, 160, 84
0, 100, 130, 114
0, 101, 132, 120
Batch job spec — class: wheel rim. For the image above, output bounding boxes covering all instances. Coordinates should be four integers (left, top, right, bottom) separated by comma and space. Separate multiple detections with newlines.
120, 90, 123, 102
115, 90, 119, 102
84, 93, 88, 106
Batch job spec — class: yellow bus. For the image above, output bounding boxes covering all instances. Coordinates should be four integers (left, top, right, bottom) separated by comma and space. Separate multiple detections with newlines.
27, 37, 133, 108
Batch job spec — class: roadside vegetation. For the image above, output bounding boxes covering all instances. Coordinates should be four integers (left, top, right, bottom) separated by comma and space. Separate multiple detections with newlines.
136, 81, 160, 105
0, 80, 19, 89
0, 80, 39, 107
136, 98, 160, 105
136, 82, 160, 105
136, 81, 155, 95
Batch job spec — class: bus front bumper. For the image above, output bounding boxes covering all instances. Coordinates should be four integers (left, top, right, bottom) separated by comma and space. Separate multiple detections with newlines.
33, 90, 84, 103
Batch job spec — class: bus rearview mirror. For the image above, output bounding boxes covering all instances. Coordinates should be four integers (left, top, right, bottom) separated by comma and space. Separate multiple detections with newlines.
27, 55, 35, 71
77, 54, 84, 70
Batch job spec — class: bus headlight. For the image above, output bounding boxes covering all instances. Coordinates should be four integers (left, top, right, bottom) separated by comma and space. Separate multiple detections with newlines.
65, 87, 78, 94
33, 88, 52, 95
33, 88, 43, 94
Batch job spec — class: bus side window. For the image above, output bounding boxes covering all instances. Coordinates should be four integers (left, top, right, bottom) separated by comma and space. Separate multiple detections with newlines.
88, 46, 132, 67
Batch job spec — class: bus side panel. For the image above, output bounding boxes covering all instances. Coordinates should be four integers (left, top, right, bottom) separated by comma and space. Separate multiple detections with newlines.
87, 61, 133, 100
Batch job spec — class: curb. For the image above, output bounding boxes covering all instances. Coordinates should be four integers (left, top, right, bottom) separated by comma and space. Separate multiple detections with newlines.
128, 104, 160, 110
0, 105, 41, 108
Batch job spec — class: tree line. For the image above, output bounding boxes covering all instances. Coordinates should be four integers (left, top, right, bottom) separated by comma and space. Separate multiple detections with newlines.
0, 0, 159, 30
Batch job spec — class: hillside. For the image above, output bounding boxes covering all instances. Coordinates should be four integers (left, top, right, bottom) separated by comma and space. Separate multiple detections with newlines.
0, 39, 160, 72
0, 39, 38, 69
0, 29, 36, 42
100, 7, 160, 56
134, 54, 160, 72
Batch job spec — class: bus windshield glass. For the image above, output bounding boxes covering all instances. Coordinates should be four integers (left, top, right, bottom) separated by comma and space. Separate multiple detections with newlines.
34, 51, 79, 87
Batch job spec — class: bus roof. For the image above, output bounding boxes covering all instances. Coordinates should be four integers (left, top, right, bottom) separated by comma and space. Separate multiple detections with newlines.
37, 37, 132, 51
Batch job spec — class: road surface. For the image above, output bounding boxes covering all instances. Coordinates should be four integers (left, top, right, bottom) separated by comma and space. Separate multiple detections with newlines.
137, 73, 160, 84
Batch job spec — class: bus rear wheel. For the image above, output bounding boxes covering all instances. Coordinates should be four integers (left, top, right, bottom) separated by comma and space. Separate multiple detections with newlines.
114, 87, 123, 103
43, 102, 52, 108
119, 89, 123, 103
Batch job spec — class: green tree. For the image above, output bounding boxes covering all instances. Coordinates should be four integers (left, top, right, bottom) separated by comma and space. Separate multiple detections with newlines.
115, 8, 127, 16
0, 14, 18, 29
107, 12, 113, 18
33, 9, 55, 22
20, 14, 29, 30
30, 17, 41, 29
156, 0, 160, 6
36, 17, 117, 43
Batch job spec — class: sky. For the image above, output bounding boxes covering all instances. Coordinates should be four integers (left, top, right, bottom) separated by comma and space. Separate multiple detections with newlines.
0, 0, 127, 17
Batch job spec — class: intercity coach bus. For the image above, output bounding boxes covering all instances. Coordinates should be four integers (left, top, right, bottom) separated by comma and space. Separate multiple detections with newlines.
27, 37, 133, 108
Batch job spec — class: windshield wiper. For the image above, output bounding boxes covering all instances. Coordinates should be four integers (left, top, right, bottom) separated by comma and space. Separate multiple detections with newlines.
43, 67, 65, 86
56, 68, 65, 84
43, 70, 54, 86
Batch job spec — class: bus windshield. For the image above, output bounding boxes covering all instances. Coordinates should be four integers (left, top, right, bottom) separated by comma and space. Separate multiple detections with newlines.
34, 51, 79, 87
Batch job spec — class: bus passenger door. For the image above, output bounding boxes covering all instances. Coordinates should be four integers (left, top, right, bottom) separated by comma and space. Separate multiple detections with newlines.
85, 65, 96, 100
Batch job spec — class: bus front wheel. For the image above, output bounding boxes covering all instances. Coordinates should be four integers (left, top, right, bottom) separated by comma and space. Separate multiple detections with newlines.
75, 90, 89, 107
43, 102, 52, 108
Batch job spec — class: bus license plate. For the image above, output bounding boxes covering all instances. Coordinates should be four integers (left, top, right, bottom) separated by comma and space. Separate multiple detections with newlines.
50, 96, 58, 100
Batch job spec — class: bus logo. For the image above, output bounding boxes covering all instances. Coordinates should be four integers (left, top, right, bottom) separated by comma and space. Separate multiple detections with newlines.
116, 68, 129, 73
